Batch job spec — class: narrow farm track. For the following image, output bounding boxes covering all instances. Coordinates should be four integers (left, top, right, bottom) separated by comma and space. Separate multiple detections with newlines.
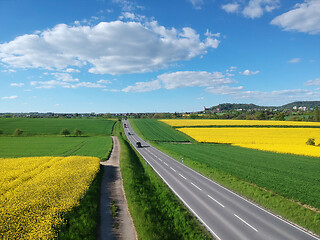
123, 120, 320, 240
98, 136, 137, 240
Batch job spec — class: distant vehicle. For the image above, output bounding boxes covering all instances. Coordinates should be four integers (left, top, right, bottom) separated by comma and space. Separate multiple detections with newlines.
128, 132, 131, 135
136, 142, 142, 148
124, 124, 127, 128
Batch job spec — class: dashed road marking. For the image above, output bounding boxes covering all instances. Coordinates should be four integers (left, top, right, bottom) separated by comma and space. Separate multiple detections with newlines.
191, 182, 202, 191
234, 214, 258, 232
207, 195, 225, 208
179, 174, 187, 180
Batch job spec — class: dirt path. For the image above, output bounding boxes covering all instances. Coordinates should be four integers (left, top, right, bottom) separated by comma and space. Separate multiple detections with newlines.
98, 136, 137, 240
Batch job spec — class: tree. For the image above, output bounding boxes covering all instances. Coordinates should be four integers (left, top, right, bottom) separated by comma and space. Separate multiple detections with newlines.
13, 129, 23, 136
274, 112, 285, 121
315, 107, 319, 122
60, 128, 70, 136
74, 128, 82, 136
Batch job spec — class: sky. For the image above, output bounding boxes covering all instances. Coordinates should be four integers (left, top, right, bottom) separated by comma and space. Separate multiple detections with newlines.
0, 0, 319, 113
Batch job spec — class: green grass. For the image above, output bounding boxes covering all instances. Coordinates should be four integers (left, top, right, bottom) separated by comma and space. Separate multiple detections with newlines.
0, 118, 115, 136
129, 119, 191, 142
116, 121, 212, 239
58, 165, 103, 240
0, 136, 113, 160
153, 142, 320, 235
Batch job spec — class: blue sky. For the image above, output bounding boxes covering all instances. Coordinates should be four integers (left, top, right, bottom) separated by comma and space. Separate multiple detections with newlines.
0, 0, 319, 113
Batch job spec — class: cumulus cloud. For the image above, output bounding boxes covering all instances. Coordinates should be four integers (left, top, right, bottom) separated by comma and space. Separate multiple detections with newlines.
122, 71, 236, 92
0, 20, 219, 75
288, 58, 301, 63
304, 78, 320, 86
240, 69, 260, 75
206, 85, 243, 95
222, 0, 279, 18
221, 3, 240, 13
10, 83, 24, 87
271, 0, 320, 34
189, 0, 204, 9
65, 68, 80, 73
2, 95, 18, 100
97, 79, 112, 84
122, 80, 161, 92
2, 69, 16, 73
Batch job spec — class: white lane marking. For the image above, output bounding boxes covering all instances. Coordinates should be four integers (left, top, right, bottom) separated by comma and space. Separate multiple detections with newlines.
164, 162, 168, 166
191, 182, 202, 191
207, 195, 225, 208
234, 214, 258, 232
170, 167, 176, 172
142, 158, 222, 240
179, 174, 187, 180
148, 148, 320, 240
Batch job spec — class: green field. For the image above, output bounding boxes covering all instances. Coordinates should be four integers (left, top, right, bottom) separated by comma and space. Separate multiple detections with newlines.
0, 136, 112, 159
130, 119, 190, 142
0, 118, 115, 136
156, 142, 320, 210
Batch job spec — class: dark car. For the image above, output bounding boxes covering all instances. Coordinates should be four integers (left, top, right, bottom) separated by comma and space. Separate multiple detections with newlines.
136, 142, 142, 148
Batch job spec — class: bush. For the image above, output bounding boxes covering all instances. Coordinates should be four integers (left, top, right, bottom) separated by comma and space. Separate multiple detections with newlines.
60, 128, 70, 137
13, 129, 23, 136
306, 138, 315, 146
74, 128, 82, 137
0, 129, 3, 135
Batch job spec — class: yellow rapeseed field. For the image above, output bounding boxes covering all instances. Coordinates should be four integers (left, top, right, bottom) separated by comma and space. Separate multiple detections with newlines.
161, 119, 320, 127
0, 156, 100, 239
178, 127, 320, 157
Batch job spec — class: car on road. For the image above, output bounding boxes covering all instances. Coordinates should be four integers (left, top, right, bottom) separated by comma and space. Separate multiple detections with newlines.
136, 142, 142, 148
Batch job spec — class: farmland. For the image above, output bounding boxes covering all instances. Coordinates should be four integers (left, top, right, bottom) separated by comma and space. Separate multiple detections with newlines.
178, 127, 320, 157
0, 118, 114, 239
0, 118, 115, 135
0, 156, 100, 239
0, 136, 112, 159
161, 119, 320, 127
129, 119, 190, 142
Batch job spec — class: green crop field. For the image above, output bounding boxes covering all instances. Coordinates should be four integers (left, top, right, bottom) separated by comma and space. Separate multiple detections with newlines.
0, 118, 115, 136
0, 136, 112, 159
156, 142, 320, 210
130, 119, 190, 142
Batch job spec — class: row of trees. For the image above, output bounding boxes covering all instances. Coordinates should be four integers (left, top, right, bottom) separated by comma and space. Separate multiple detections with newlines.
60, 128, 82, 137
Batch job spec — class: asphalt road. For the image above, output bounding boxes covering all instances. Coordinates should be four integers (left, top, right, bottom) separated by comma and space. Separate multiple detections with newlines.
123, 120, 319, 240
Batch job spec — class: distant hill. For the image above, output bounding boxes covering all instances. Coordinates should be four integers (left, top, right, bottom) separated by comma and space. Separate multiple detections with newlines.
206, 101, 320, 111
279, 101, 320, 110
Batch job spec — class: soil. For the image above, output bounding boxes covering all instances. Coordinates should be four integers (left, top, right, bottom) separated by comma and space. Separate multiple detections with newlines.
98, 136, 137, 240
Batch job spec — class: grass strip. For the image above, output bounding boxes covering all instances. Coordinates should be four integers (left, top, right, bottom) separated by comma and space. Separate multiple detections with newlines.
57, 166, 103, 240
152, 142, 320, 236
115, 121, 213, 239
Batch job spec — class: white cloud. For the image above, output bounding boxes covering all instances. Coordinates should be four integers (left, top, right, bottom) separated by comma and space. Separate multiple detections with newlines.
304, 78, 320, 86
122, 80, 161, 92
221, 3, 240, 13
122, 71, 236, 92
0, 20, 219, 75
243, 0, 280, 19
97, 79, 112, 84
2, 95, 18, 100
10, 83, 24, 87
241, 69, 260, 75
31, 79, 105, 89
112, 0, 138, 11
65, 68, 80, 73
189, 0, 204, 9
52, 73, 79, 82
2, 69, 16, 73
271, 0, 320, 34
222, 0, 279, 19
288, 58, 301, 63
158, 71, 235, 89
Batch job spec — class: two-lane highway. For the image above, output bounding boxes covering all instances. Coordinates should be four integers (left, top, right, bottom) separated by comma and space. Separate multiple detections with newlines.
123, 120, 319, 240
